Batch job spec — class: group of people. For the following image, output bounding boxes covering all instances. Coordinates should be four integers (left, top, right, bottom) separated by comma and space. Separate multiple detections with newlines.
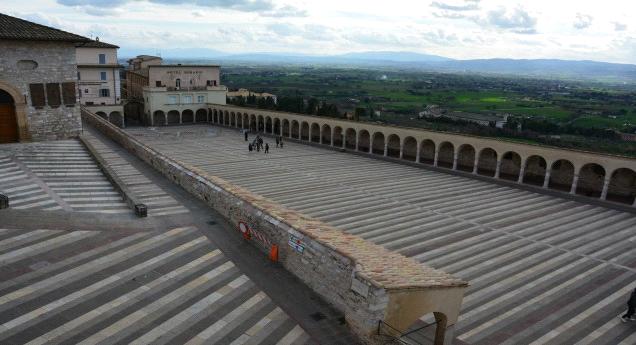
246, 131, 284, 154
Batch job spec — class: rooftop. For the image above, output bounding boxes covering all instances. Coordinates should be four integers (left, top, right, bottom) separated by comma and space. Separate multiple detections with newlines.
0, 13, 90, 43
76, 39, 119, 49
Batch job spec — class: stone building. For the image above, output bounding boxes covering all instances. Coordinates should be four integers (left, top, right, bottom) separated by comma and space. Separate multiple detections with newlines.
227, 88, 277, 103
0, 13, 90, 142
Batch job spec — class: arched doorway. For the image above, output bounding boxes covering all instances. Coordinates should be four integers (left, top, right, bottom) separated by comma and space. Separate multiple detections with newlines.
402, 137, 417, 161
109, 111, 124, 128
167, 110, 180, 125
477, 148, 497, 176
437, 142, 454, 168
576, 163, 605, 198
311, 123, 320, 143
372, 132, 385, 155
420, 140, 435, 165
456, 144, 475, 172
386, 134, 400, 158
549, 159, 575, 192
195, 109, 207, 122
321, 124, 331, 145
523, 155, 547, 186
153, 111, 166, 126
0, 89, 18, 143
301, 122, 309, 141
283, 119, 290, 137
291, 120, 300, 139
499, 151, 522, 181
607, 168, 636, 205
344, 128, 355, 149
265, 116, 272, 133
182, 109, 194, 123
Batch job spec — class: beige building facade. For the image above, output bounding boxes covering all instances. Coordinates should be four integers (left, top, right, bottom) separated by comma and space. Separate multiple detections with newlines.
143, 65, 226, 126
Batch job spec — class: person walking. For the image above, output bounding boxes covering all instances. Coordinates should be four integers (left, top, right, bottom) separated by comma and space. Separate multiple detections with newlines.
244, 131, 248, 141
621, 288, 636, 322
276, 137, 280, 148
265, 143, 269, 154
248, 143, 253, 152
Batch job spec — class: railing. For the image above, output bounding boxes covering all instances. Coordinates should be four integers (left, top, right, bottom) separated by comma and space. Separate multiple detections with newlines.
377, 320, 440, 345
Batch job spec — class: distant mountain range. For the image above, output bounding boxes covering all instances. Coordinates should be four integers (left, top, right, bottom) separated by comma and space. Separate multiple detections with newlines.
118, 48, 636, 83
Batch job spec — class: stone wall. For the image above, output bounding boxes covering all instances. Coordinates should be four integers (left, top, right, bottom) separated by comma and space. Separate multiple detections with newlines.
83, 107, 468, 345
0, 40, 81, 141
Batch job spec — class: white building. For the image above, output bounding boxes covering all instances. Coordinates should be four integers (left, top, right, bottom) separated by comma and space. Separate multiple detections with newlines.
76, 39, 124, 126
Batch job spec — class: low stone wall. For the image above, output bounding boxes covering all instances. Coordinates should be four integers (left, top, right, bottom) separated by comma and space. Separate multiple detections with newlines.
82, 107, 468, 344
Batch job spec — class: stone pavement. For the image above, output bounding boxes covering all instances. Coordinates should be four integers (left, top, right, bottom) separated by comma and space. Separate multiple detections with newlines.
0, 140, 129, 213
124, 124, 636, 345
0, 126, 360, 345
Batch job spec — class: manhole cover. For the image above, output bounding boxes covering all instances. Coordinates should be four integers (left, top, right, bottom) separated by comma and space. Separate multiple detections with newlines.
310, 312, 326, 321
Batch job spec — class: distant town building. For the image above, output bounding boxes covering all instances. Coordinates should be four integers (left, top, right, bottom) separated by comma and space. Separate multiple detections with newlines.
0, 13, 89, 142
418, 104, 442, 118
143, 64, 226, 125
125, 55, 161, 100
227, 88, 277, 103
419, 104, 508, 128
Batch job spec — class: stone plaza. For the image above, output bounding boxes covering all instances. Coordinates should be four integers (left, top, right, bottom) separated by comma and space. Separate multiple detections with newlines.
123, 123, 636, 345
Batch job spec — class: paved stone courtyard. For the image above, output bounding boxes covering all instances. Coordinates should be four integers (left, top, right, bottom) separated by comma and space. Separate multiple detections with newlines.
125, 124, 636, 345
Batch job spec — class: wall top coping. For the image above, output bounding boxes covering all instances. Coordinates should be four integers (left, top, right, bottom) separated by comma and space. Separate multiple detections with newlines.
208, 104, 636, 162
185, 163, 468, 291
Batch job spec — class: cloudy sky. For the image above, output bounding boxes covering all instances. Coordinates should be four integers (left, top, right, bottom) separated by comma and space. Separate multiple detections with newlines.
4, 0, 636, 63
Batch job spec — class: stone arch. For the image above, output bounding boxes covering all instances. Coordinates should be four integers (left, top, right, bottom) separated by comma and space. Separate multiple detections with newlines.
549, 159, 575, 192
419, 139, 435, 165
576, 163, 606, 198
344, 128, 356, 149
437, 142, 454, 168
212, 109, 218, 123
456, 144, 475, 172
523, 155, 547, 186
358, 130, 370, 152
257, 115, 265, 132
311, 123, 321, 143
230, 112, 236, 127
607, 168, 636, 205
0, 82, 28, 142
182, 109, 194, 123
372, 132, 385, 155
321, 124, 331, 145
283, 119, 290, 137
250, 114, 257, 131
224, 111, 230, 125
477, 148, 498, 176
96, 111, 108, 120
500, 151, 522, 181
109, 111, 124, 128
195, 109, 207, 122
332, 126, 343, 147
301, 122, 309, 141
242, 113, 248, 128
167, 110, 180, 125
402, 136, 417, 161
292, 120, 300, 139
153, 110, 165, 126
273, 118, 281, 135
265, 116, 272, 133
386, 134, 400, 158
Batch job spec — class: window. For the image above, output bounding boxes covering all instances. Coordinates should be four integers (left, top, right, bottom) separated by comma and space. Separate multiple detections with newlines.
29, 84, 45, 107
98, 54, 106, 64
175, 79, 181, 88
84, 89, 89, 94
77, 72, 81, 80
99, 89, 110, 97
197, 95, 205, 103
155, 81, 161, 87
46, 83, 61, 107
183, 95, 192, 104
168, 95, 178, 104
100, 72, 107, 81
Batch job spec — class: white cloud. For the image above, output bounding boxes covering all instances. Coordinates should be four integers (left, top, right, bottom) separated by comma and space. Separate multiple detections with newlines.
4, 0, 636, 63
